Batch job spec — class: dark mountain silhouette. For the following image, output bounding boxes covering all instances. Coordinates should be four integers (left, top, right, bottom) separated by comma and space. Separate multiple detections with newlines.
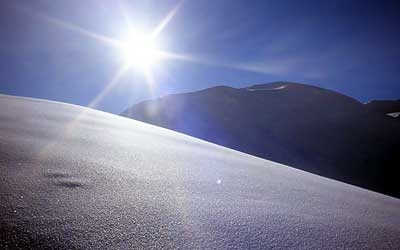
365, 99, 400, 117
121, 82, 400, 198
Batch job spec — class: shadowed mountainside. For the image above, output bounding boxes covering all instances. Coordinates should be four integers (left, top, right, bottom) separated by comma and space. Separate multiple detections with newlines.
365, 99, 400, 117
122, 82, 400, 198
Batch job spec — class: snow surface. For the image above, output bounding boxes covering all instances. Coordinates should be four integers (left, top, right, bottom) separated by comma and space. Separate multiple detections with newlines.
1, 94, 399, 250
387, 112, 400, 118
246, 85, 287, 91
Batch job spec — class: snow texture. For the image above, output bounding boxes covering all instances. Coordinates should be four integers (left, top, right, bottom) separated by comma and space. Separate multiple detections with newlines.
1, 94, 399, 249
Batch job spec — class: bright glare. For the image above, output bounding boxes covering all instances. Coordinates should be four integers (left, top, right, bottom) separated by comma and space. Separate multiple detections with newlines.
119, 30, 161, 70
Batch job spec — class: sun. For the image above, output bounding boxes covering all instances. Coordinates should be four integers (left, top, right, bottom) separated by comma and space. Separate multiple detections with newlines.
119, 30, 161, 70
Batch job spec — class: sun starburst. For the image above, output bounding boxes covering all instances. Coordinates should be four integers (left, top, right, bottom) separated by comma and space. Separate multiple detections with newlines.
118, 30, 161, 70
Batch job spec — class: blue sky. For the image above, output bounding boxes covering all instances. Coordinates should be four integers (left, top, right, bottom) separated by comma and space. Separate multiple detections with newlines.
0, 0, 399, 113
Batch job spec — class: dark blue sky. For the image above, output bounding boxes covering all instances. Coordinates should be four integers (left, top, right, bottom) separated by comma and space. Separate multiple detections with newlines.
1, 0, 399, 113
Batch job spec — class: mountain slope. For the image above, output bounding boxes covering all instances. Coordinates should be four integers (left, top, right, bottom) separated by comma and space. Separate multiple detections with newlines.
122, 82, 400, 198
1, 94, 399, 249
365, 99, 400, 116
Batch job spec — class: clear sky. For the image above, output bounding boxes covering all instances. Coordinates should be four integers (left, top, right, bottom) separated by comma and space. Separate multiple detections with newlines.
1, 0, 399, 113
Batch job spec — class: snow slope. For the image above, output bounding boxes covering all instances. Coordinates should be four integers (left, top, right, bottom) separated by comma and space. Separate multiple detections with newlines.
1, 94, 399, 249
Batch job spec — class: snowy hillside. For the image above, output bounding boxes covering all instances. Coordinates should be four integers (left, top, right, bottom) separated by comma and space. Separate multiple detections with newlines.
0, 94, 399, 249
